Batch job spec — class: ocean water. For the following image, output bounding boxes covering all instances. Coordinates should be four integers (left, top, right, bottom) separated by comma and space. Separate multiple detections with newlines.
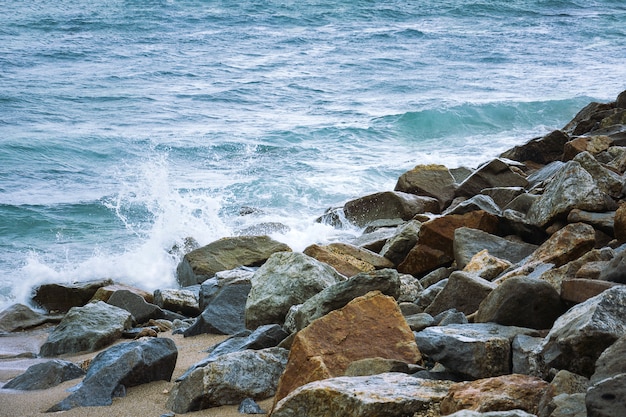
1, 0, 625, 309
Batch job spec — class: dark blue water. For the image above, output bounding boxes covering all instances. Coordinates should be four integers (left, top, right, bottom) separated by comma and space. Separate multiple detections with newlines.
1, 0, 625, 308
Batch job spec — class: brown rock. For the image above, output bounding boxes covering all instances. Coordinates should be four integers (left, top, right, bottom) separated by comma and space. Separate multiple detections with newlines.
614, 203, 626, 243
462, 249, 512, 281
560, 278, 619, 304
272, 291, 421, 406
527, 222, 595, 267
501, 130, 569, 165
440, 374, 549, 415
343, 191, 440, 228
32, 279, 114, 313
90, 284, 154, 304
303, 244, 370, 277
394, 164, 457, 210
424, 271, 495, 316
562, 135, 613, 161
327, 242, 394, 270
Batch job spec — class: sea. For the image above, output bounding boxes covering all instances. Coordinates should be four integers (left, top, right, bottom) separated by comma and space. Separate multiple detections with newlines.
1, 0, 625, 310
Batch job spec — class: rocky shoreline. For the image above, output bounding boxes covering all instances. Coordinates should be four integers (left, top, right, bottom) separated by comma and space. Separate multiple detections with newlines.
2, 90, 626, 417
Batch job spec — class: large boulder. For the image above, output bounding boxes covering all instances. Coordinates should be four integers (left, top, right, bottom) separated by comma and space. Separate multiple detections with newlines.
585, 335, 626, 417
273, 291, 421, 405
270, 373, 453, 417
456, 158, 528, 197
526, 161, 613, 227
289, 269, 401, 332
475, 276, 566, 330
394, 164, 457, 210
424, 271, 495, 316
0, 303, 58, 332
343, 191, 440, 227
573, 151, 624, 199
39, 301, 132, 357
245, 252, 344, 329
537, 286, 626, 378
176, 236, 291, 287
32, 279, 114, 313
2, 359, 85, 390
379, 220, 422, 266
107, 289, 166, 325
48, 337, 177, 411
414, 323, 540, 380
440, 374, 549, 415
500, 130, 569, 165
167, 347, 288, 413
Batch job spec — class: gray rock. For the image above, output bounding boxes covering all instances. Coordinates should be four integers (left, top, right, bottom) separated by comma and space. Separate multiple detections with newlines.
184, 276, 251, 336
433, 308, 468, 326
444, 194, 502, 216
32, 279, 114, 313
512, 334, 544, 375
538, 370, 589, 417
0, 303, 59, 332
591, 335, 626, 384
398, 273, 423, 303
538, 286, 626, 378
245, 252, 344, 329
2, 359, 85, 390
48, 337, 177, 411
456, 158, 528, 197
586, 374, 626, 417
481, 187, 525, 209
573, 151, 625, 199
343, 191, 440, 227
270, 373, 453, 417
598, 251, 626, 283
453, 227, 537, 269
567, 209, 615, 235
40, 301, 132, 357
475, 276, 566, 330
379, 220, 422, 266
176, 235, 291, 287
414, 278, 448, 312
167, 347, 288, 413
545, 393, 587, 417
404, 313, 435, 332
414, 323, 540, 380
446, 410, 539, 417
500, 129, 570, 165
199, 267, 255, 311
419, 266, 453, 288
526, 161, 613, 227
154, 288, 200, 317
238, 397, 266, 414
424, 271, 495, 316
107, 290, 166, 325
291, 268, 401, 332
350, 227, 397, 253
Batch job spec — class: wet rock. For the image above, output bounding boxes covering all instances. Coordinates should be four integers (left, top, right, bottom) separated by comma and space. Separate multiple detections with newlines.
176, 235, 291, 287
0, 303, 59, 332
444, 194, 502, 216
290, 269, 401, 332
501, 130, 569, 165
271, 373, 453, 417
379, 220, 422, 266
440, 374, 549, 415
456, 158, 528, 197
343, 191, 440, 227
154, 288, 200, 317
2, 359, 85, 390
475, 276, 566, 330
245, 252, 344, 329
394, 163, 457, 210
48, 337, 177, 411
167, 347, 288, 413
273, 291, 421, 405
537, 286, 626, 378
107, 289, 166, 325
326, 242, 394, 270
32, 279, 114, 313
40, 301, 132, 357
349, 226, 397, 252
424, 271, 495, 316
414, 323, 540, 380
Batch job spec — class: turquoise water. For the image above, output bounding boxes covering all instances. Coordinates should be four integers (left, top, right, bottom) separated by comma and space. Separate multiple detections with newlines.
1, 0, 625, 308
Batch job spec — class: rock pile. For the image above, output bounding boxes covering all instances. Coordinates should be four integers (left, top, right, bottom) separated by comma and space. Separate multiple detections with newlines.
2, 90, 626, 416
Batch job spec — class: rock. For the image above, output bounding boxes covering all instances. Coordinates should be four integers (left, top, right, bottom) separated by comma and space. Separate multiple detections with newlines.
562, 135, 613, 161
184, 275, 251, 336
420, 266, 453, 288
405, 313, 435, 331
433, 308, 469, 326
526, 222, 596, 268
398, 273, 423, 302
379, 220, 422, 265
537, 286, 626, 378
154, 288, 200, 317
560, 279, 618, 304
350, 226, 397, 252
245, 252, 344, 329
444, 194, 502, 216
598, 251, 626, 283
501, 130, 569, 164
2, 359, 85, 390
176, 235, 291, 287
590, 334, 626, 384
48, 337, 177, 411
445, 410, 538, 417
32, 279, 114, 313
475, 276, 566, 330
453, 227, 537, 270
343, 191, 440, 227
270, 373, 453, 417
273, 291, 421, 405
512, 334, 544, 375
573, 151, 624, 199
537, 247, 614, 293
394, 164, 457, 210
440, 374, 549, 415
586, 374, 626, 417
537, 370, 589, 417
238, 397, 266, 414
90, 283, 154, 304
567, 209, 615, 236
167, 347, 288, 413
398, 210, 499, 275
414, 323, 540, 380
303, 243, 382, 277
462, 250, 512, 281
290, 269, 401, 332
0, 303, 58, 332
414, 279, 448, 311
40, 301, 132, 357
456, 158, 528, 197
563, 101, 614, 135
326, 242, 394, 270
343, 357, 414, 377
614, 203, 626, 243
544, 393, 587, 417
481, 187, 525, 210
107, 290, 166, 325
199, 267, 255, 311
424, 271, 495, 316
526, 161, 612, 227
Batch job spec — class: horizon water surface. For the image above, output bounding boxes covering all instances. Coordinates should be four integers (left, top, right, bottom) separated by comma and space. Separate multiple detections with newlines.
1, 0, 626, 309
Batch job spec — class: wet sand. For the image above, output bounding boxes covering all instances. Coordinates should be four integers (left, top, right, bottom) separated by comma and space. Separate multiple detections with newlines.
0, 328, 274, 417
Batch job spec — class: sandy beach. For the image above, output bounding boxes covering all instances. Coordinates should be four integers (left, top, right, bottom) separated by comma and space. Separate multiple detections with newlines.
0, 328, 274, 417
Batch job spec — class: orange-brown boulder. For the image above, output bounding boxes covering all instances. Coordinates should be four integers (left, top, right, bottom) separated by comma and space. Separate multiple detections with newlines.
272, 291, 421, 408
